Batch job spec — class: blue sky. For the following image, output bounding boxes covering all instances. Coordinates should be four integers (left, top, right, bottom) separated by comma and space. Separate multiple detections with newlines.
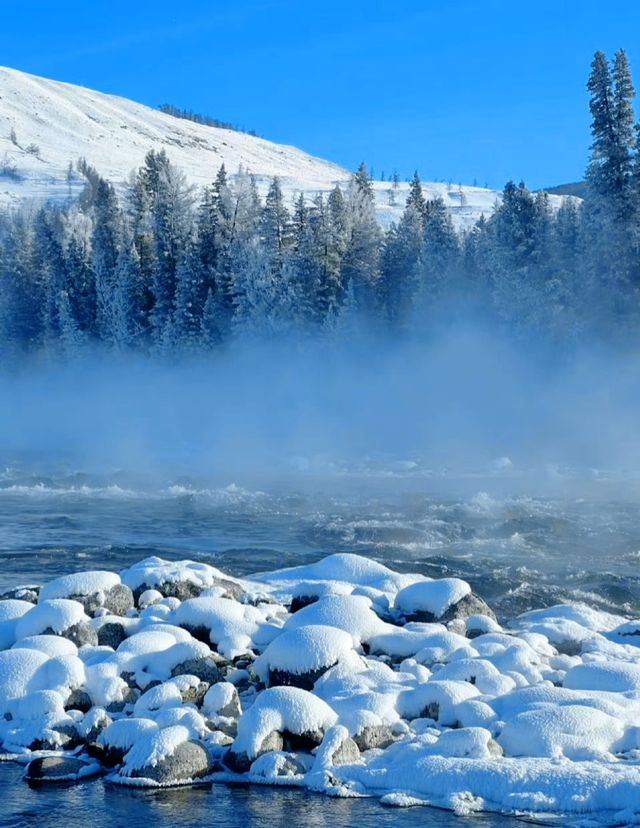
1, 0, 639, 189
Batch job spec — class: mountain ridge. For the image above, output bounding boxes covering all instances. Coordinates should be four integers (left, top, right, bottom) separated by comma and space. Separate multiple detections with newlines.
0, 65, 568, 230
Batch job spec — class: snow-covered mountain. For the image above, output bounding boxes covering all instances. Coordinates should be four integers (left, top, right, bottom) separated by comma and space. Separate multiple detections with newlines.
0, 66, 562, 230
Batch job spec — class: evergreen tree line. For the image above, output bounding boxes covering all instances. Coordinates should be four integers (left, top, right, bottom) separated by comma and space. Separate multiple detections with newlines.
1, 48, 639, 359
157, 103, 258, 137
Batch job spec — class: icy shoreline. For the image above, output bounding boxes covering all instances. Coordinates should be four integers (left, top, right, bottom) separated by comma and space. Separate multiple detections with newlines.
0, 553, 639, 824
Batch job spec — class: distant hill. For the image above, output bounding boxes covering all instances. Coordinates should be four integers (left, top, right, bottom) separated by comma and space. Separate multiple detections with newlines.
0, 65, 571, 230
541, 181, 588, 198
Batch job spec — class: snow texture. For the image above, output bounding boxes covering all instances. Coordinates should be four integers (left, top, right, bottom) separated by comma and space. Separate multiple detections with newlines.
0, 551, 638, 823
395, 578, 471, 618
39, 571, 121, 602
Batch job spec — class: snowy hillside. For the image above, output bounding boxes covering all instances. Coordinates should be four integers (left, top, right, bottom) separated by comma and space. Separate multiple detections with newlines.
0, 66, 561, 230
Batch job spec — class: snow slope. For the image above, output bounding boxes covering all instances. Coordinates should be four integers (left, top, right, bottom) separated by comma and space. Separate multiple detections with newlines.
0, 65, 554, 231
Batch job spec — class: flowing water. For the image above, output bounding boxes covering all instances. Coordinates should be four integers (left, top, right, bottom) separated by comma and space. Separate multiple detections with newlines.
1, 458, 639, 826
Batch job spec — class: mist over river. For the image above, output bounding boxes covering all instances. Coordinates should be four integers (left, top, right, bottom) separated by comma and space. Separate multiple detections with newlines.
0, 461, 639, 619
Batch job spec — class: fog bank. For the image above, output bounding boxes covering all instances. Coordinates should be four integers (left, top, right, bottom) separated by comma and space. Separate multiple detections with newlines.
1, 328, 639, 483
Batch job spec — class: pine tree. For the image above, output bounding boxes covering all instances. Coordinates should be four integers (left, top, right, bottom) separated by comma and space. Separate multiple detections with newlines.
405, 171, 427, 223
341, 164, 381, 317
611, 49, 636, 210
173, 242, 205, 350
64, 229, 95, 334
91, 178, 121, 341
586, 50, 637, 209
419, 197, 459, 305
110, 238, 144, 350
0, 214, 43, 351
260, 177, 292, 274
379, 201, 424, 329
136, 150, 194, 344
292, 193, 308, 251
33, 208, 68, 347
56, 289, 85, 357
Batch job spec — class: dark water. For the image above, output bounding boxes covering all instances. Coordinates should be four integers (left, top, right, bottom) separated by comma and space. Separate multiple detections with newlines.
0, 462, 639, 826
0, 466, 639, 619
0, 762, 533, 828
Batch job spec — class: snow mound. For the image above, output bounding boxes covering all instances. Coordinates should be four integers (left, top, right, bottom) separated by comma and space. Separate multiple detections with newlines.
564, 661, 640, 693
13, 634, 78, 658
15, 599, 89, 638
0, 600, 35, 649
284, 595, 387, 643
233, 687, 337, 760
0, 648, 50, 705
39, 571, 121, 602
498, 704, 625, 759
170, 597, 267, 658
121, 724, 191, 774
254, 625, 356, 682
260, 552, 419, 595
99, 717, 159, 751
120, 557, 242, 595
395, 579, 471, 618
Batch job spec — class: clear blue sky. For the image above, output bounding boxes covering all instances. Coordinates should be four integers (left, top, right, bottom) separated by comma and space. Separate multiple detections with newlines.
1, 0, 639, 189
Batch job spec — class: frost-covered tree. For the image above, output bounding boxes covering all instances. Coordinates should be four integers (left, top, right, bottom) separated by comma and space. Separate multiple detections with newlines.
405, 171, 427, 224
419, 196, 459, 306
587, 50, 637, 211
64, 229, 95, 334
232, 237, 297, 337
33, 208, 68, 346
379, 201, 424, 329
173, 242, 205, 350
110, 238, 144, 350
341, 163, 381, 317
56, 289, 85, 357
136, 150, 194, 344
260, 177, 293, 275
0, 214, 43, 351
91, 178, 121, 341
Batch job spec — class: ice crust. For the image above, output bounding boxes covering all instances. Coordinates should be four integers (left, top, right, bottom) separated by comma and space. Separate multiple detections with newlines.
0, 552, 638, 823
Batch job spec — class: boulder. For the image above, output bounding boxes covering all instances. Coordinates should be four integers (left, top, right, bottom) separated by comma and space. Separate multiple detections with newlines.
250, 751, 311, 777
224, 730, 284, 773
353, 724, 396, 751
29, 723, 81, 752
127, 740, 214, 784
97, 621, 128, 649
79, 710, 112, 743
289, 594, 319, 613
328, 735, 361, 765
442, 592, 496, 624
101, 584, 135, 616
106, 686, 139, 714
268, 664, 335, 691
79, 584, 135, 617
25, 755, 101, 782
58, 621, 98, 648
180, 680, 210, 706
1, 586, 39, 603
282, 728, 325, 752
64, 688, 93, 714
171, 656, 223, 685
203, 682, 241, 719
